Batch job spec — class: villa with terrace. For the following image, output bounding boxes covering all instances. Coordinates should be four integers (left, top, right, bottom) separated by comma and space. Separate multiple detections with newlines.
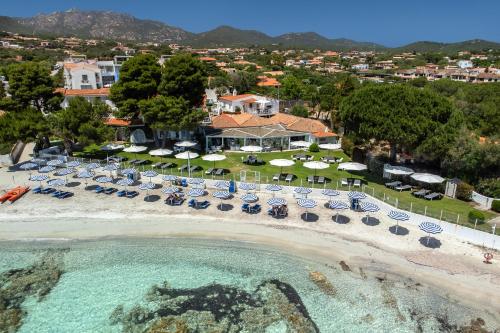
212, 93, 280, 117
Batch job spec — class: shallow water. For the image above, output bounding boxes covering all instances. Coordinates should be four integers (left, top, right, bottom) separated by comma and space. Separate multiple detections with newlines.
0, 238, 492, 332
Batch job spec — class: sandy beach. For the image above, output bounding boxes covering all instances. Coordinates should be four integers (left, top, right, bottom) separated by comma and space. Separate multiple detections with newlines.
1, 168, 500, 326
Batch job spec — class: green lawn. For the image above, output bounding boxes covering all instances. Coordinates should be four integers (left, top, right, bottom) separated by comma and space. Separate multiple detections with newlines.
75, 146, 497, 234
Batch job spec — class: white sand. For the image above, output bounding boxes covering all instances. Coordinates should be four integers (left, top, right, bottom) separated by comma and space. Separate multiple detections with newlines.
1, 168, 499, 319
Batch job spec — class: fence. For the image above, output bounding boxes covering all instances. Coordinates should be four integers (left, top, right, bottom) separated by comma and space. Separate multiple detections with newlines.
471, 191, 498, 210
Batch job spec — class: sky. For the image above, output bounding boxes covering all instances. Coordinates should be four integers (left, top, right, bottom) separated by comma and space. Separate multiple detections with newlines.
2, 0, 500, 47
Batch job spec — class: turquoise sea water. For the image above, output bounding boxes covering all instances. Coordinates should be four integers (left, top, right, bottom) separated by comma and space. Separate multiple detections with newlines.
0, 238, 492, 332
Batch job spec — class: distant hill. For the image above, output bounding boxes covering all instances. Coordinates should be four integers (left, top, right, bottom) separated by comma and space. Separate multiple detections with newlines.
0, 9, 499, 52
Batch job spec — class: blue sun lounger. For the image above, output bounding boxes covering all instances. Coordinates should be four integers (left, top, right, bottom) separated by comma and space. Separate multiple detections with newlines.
57, 191, 72, 199
241, 203, 249, 212
249, 204, 261, 213
32, 187, 42, 194
126, 191, 138, 198
41, 187, 55, 194
104, 187, 116, 195
95, 186, 105, 193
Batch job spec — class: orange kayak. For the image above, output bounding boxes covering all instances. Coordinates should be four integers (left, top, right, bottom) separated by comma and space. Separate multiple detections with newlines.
0, 186, 30, 204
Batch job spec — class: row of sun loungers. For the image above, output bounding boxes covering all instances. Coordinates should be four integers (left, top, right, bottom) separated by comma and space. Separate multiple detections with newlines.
273, 174, 294, 182
241, 203, 261, 213
178, 165, 201, 173
128, 159, 151, 166
341, 178, 362, 187
412, 189, 442, 200
205, 168, 225, 176
320, 157, 343, 164
188, 199, 210, 209
32, 187, 72, 199
117, 190, 139, 198
308, 176, 326, 184
152, 162, 174, 169
268, 205, 288, 217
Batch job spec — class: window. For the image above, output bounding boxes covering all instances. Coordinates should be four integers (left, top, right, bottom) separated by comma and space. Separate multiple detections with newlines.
82, 74, 88, 82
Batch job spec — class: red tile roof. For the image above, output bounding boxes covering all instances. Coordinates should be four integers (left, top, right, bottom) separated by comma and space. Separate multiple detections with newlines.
56, 88, 110, 97
104, 118, 131, 127
219, 94, 254, 102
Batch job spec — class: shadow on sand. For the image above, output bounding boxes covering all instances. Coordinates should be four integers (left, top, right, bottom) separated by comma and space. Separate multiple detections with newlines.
389, 225, 409, 236
419, 236, 442, 249
361, 216, 380, 226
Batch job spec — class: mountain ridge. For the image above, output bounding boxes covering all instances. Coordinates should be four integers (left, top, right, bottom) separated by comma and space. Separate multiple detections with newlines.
0, 9, 499, 52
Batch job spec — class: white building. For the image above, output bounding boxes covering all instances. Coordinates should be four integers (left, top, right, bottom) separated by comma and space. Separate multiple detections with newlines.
457, 60, 473, 69
214, 94, 279, 117
352, 63, 369, 70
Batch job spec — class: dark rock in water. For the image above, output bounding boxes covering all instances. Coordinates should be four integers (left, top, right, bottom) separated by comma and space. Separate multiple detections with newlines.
339, 261, 351, 272
0, 249, 66, 332
309, 271, 336, 296
115, 279, 319, 332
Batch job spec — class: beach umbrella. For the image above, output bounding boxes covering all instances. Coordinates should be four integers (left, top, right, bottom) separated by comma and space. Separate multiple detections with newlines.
239, 182, 256, 192
95, 176, 112, 184
138, 182, 155, 200
162, 174, 178, 184
267, 197, 287, 206
297, 198, 317, 220
359, 201, 380, 225
187, 188, 205, 197
265, 184, 282, 197
142, 170, 158, 182
123, 145, 147, 160
121, 168, 137, 176
338, 162, 367, 171
388, 210, 410, 233
348, 191, 366, 200
66, 160, 81, 168
241, 193, 258, 203
85, 163, 100, 170
162, 186, 180, 194
175, 151, 200, 177
47, 159, 64, 167
188, 178, 204, 186
410, 173, 445, 184
318, 143, 341, 159
419, 222, 443, 245
329, 200, 349, 222
269, 159, 295, 177
384, 164, 414, 176
55, 167, 75, 183
175, 140, 197, 148
103, 164, 118, 177
47, 178, 66, 187
303, 161, 329, 184
101, 143, 124, 152
77, 170, 94, 188
39, 166, 55, 173
202, 154, 226, 171
214, 180, 230, 189
290, 141, 311, 148
213, 190, 231, 209
19, 162, 38, 171
149, 148, 173, 164
240, 145, 263, 153
29, 174, 49, 189
116, 178, 134, 193
294, 187, 312, 196
30, 158, 46, 165
322, 189, 340, 203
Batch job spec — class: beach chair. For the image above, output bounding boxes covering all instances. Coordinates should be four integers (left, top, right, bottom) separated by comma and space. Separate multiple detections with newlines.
128, 159, 139, 165
189, 165, 199, 173
163, 163, 173, 169
337, 158, 343, 163
188, 199, 196, 207
318, 176, 325, 184
58, 192, 72, 199
215, 168, 224, 176
173, 198, 184, 206
152, 162, 163, 168
307, 175, 314, 184
104, 187, 116, 195
395, 184, 412, 192
341, 178, 348, 187
32, 187, 42, 194
205, 168, 214, 175
41, 187, 55, 194
117, 190, 127, 197
273, 174, 280, 181
51, 190, 64, 197
285, 174, 294, 182
412, 189, 430, 198
199, 201, 210, 209
353, 179, 361, 187
126, 191, 138, 198
385, 181, 401, 189
241, 203, 249, 212
250, 204, 261, 213
424, 192, 442, 201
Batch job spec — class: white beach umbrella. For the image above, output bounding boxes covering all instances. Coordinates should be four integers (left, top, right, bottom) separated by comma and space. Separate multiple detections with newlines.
240, 145, 263, 153
77, 170, 94, 188
175, 151, 200, 177
187, 188, 205, 197
338, 162, 367, 171
149, 149, 173, 162
162, 174, 178, 183
384, 164, 414, 176
290, 141, 311, 148
202, 154, 226, 170
269, 159, 295, 176
303, 161, 329, 182
318, 143, 341, 150
175, 140, 197, 148
85, 163, 100, 170
55, 167, 75, 183
410, 173, 445, 184
123, 145, 148, 153
95, 176, 112, 184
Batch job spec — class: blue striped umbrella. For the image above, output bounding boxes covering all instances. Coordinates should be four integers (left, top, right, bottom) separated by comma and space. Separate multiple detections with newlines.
95, 176, 112, 184
294, 187, 312, 195
188, 178, 204, 185
47, 159, 64, 167
162, 186, 180, 194
329, 200, 349, 223
39, 166, 55, 173
77, 170, 94, 179
297, 198, 316, 220
188, 188, 205, 197
139, 182, 156, 199
47, 178, 66, 187
30, 158, 46, 165
213, 190, 231, 209
214, 180, 230, 189
239, 182, 256, 191
85, 163, 100, 170
419, 222, 443, 245
103, 164, 118, 171
162, 174, 178, 182
20, 162, 37, 170
348, 191, 366, 200
388, 210, 410, 233
66, 160, 81, 168
267, 197, 287, 206
116, 178, 134, 187
241, 193, 258, 203
322, 189, 340, 199
29, 174, 49, 188
142, 170, 158, 178
121, 168, 137, 175
266, 184, 282, 197
55, 168, 75, 176
360, 201, 380, 225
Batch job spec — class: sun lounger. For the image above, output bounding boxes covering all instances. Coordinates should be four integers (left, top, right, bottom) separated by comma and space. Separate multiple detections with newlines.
424, 192, 442, 200
341, 178, 348, 186
181, 178, 188, 187
395, 184, 412, 192
307, 175, 314, 183
41, 187, 55, 194
205, 168, 214, 175
242, 203, 249, 212
412, 189, 430, 198
178, 165, 188, 172
285, 174, 294, 182
273, 174, 280, 181
163, 163, 173, 169
51, 190, 64, 197
104, 187, 117, 195
189, 165, 200, 173
353, 179, 361, 187
32, 187, 42, 194
188, 199, 196, 207
58, 191, 72, 199
215, 168, 224, 176
198, 200, 210, 209
249, 204, 261, 213
117, 190, 127, 197
318, 176, 325, 184
385, 181, 401, 189
152, 162, 163, 168
126, 191, 138, 198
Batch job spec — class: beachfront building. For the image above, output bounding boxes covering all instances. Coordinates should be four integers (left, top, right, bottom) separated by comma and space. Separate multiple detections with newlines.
212, 94, 279, 117
203, 113, 338, 151
56, 88, 116, 110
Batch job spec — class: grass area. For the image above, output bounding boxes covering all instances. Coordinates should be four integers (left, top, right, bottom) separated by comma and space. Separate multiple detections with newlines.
75, 146, 497, 234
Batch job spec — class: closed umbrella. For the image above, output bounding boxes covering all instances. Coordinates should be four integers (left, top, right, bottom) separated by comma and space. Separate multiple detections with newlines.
359, 201, 380, 225
175, 151, 199, 177
241, 193, 258, 203
269, 159, 295, 178
388, 210, 410, 234
202, 154, 226, 172
419, 222, 443, 245
338, 162, 367, 171
329, 200, 349, 223
411, 173, 445, 184
297, 198, 316, 220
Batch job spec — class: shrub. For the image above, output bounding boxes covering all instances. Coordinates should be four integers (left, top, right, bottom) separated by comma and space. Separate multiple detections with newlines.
492, 200, 500, 213
468, 209, 485, 224
475, 178, 500, 198
456, 182, 473, 201
309, 143, 319, 152
290, 104, 309, 118
341, 136, 354, 156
